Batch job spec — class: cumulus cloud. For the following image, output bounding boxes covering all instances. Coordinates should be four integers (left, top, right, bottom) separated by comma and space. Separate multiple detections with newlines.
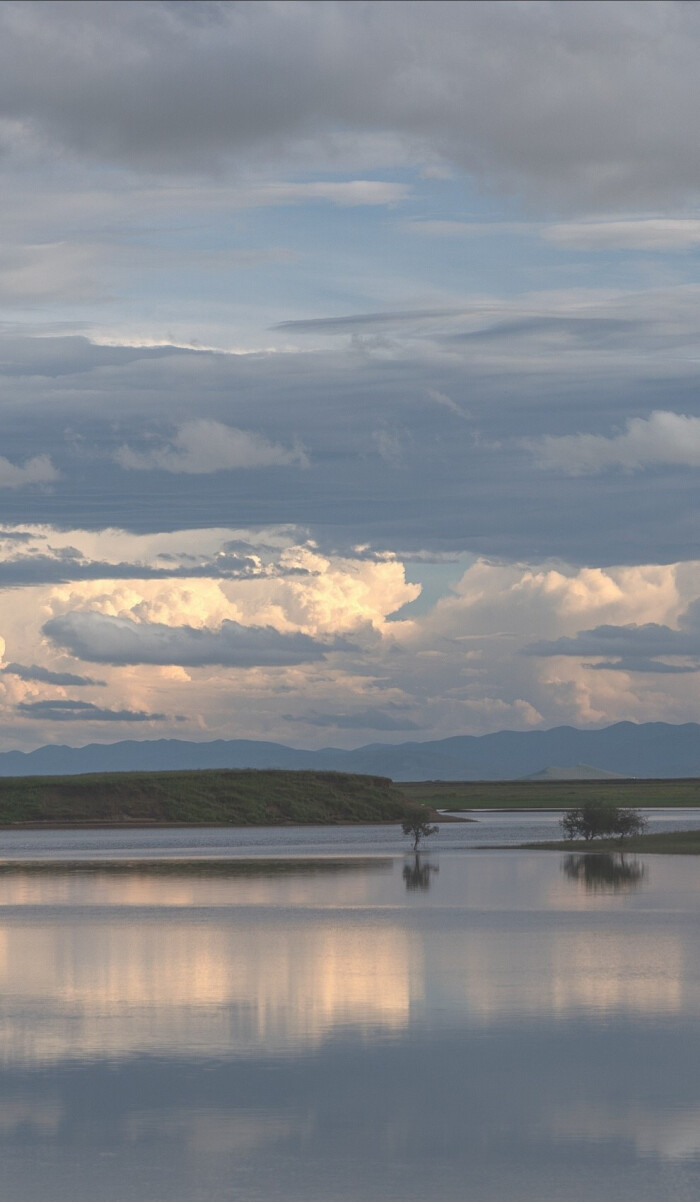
1, 662, 104, 686
17, 699, 170, 722
525, 412, 700, 476
42, 612, 350, 667
115, 421, 308, 474
0, 455, 58, 489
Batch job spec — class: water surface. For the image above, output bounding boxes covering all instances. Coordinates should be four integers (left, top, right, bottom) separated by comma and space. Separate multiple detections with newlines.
1, 841, 699, 1200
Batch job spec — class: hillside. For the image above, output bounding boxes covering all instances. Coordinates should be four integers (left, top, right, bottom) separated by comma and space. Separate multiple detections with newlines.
402, 778, 700, 810
521, 764, 628, 781
1, 721, 700, 779
0, 769, 423, 827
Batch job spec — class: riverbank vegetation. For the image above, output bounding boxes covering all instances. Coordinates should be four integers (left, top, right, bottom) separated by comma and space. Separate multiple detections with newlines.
0, 769, 433, 827
523, 829, 700, 854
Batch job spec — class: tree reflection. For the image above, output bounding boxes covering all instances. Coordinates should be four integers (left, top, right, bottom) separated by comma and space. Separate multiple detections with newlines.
403, 854, 439, 891
562, 852, 646, 894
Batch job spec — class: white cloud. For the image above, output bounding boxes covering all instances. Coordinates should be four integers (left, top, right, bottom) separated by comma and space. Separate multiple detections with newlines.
5, 533, 700, 749
0, 455, 58, 488
526, 411, 700, 475
115, 421, 308, 474
543, 219, 700, 251
407, 217, 700, 253
0, 241, 105, 301
45, 546, 420, 639
244, 181, 409, 207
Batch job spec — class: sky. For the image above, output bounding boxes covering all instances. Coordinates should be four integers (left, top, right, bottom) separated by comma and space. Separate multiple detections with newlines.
2, 0, 700, 751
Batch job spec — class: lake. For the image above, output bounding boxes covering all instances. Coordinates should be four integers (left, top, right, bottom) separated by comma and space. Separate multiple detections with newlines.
1, 819, 700, 1200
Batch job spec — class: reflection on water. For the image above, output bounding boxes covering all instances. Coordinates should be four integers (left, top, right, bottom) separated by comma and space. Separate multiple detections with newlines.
0, 851, 699, 1201
561, 852, 647, 893
402, 853, 439, 890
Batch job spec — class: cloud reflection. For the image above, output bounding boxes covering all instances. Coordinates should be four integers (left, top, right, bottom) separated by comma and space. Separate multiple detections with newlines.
0, 857, 692, 1069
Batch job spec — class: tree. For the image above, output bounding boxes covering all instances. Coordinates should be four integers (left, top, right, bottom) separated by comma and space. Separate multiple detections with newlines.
613, 807, 648, 840
561, 800, 647, 843
401, 809, 439, 851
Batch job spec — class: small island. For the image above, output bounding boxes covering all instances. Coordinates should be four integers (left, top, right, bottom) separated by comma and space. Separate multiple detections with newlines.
0, 768, 441, 828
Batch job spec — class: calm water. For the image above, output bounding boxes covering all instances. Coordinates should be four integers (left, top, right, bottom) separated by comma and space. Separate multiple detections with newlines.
2, 805, 700, 859
1, 826, 700, 1199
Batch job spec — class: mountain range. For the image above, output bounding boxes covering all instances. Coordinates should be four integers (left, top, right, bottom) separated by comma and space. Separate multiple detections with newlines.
2, 721, 700, 780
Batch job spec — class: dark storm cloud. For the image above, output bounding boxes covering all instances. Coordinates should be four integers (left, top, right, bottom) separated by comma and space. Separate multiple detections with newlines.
526, 614, 700, 672
17, 699, 170, 722
2, 317, 700, 566
43, 612, 353, 667
0, 530, 36, 542
0, 545, 261, 588
2, 2, 700, 209
2, 662, 105, 686
284, 706, 424, 731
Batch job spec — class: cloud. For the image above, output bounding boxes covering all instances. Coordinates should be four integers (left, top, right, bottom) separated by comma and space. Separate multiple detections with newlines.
525, 616, 700, 673
407, 217, 700, 253
17, 699, 170, 722
115, 421, 308, 474
3, 2, 700, 209
285, 706, 423, 731
0, 455, 58, 488
526, 411, 700, 475
543, 219, 700, 252
274, 308, 462, 333
43, 612, 350, 667
584, 658, 700, 674
0, 240, 106, 302
1, 662, 104, 686
245, 181, 409, 207
0, 551, 261, 588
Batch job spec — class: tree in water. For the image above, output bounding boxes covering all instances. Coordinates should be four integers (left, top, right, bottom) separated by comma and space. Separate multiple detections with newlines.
560, 800, 647, 842
401, 809, 439, 851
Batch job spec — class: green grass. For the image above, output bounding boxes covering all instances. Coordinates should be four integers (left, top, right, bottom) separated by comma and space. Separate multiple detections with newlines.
402, 778, 700, 811
0, 769, 433, 827
522, 829, 700, 854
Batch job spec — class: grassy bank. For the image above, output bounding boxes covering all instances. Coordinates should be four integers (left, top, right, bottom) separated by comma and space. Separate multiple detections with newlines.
403, 778, 700, 811
523, 829, 700, 854
0, 769, 430, 827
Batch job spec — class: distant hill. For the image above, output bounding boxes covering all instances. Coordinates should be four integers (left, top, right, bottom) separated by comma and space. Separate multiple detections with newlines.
1, 721, 700, 780
521, 764, 629, 781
